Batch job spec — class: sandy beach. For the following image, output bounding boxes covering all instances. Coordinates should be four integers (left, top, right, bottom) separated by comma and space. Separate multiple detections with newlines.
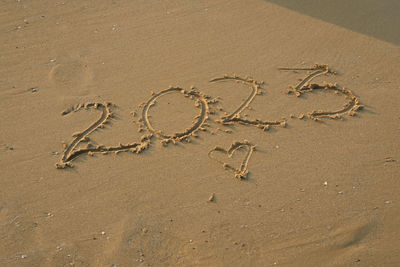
1, 0, 399, 266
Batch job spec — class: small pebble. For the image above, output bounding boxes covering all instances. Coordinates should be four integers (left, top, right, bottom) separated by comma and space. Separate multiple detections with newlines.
49, 59, 56, 62
101, 231, 106, 235
384, 201, 391, 204
208, 193, 215, 202
338, 191, 343, 195
323, 181, 328, 186
21, 255, 27, 259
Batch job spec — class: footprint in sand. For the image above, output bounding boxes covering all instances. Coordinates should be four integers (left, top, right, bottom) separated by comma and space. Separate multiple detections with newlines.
48, 59, 93, 96
264, 220, 375, 265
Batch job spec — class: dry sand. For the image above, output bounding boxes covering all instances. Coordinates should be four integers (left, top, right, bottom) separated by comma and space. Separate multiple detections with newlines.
1, 0, 399, 266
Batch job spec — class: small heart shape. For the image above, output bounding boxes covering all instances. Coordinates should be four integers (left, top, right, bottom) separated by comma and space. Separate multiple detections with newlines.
208, 140, 255, 179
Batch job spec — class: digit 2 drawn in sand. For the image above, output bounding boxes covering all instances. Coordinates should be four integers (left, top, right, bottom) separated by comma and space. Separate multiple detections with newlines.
56, 64, 363, 179
210, 75, 285, 130
55, 102, 152, 169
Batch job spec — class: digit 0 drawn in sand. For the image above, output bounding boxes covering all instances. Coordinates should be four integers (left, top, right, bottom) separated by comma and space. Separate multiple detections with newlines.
210, 74, 286, 131
208, 140, 256, 180
137, 86, 211, 145
279, 64, 363, 121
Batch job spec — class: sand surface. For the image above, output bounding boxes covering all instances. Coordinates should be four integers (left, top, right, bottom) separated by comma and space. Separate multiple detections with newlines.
1, 0, 400, 266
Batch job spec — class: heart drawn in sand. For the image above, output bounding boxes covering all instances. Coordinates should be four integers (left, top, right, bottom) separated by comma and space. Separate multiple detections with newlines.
208, 140, 256, 180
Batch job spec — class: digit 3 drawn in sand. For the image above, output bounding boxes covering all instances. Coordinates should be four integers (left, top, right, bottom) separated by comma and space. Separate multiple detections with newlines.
210, 74, 286, 131
208, 140, 256, 180
279, 64, 363, 121
137, 86, 211, 145
55, 102, 152, 169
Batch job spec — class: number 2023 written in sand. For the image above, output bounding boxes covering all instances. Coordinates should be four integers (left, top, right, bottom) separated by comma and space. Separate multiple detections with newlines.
55, 64, 363, 179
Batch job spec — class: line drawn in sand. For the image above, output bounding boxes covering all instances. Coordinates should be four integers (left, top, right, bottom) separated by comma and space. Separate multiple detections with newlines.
56, 64, 363, 180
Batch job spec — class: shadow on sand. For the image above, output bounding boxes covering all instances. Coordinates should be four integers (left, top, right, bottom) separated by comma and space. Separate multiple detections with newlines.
265, 0, 400, 46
